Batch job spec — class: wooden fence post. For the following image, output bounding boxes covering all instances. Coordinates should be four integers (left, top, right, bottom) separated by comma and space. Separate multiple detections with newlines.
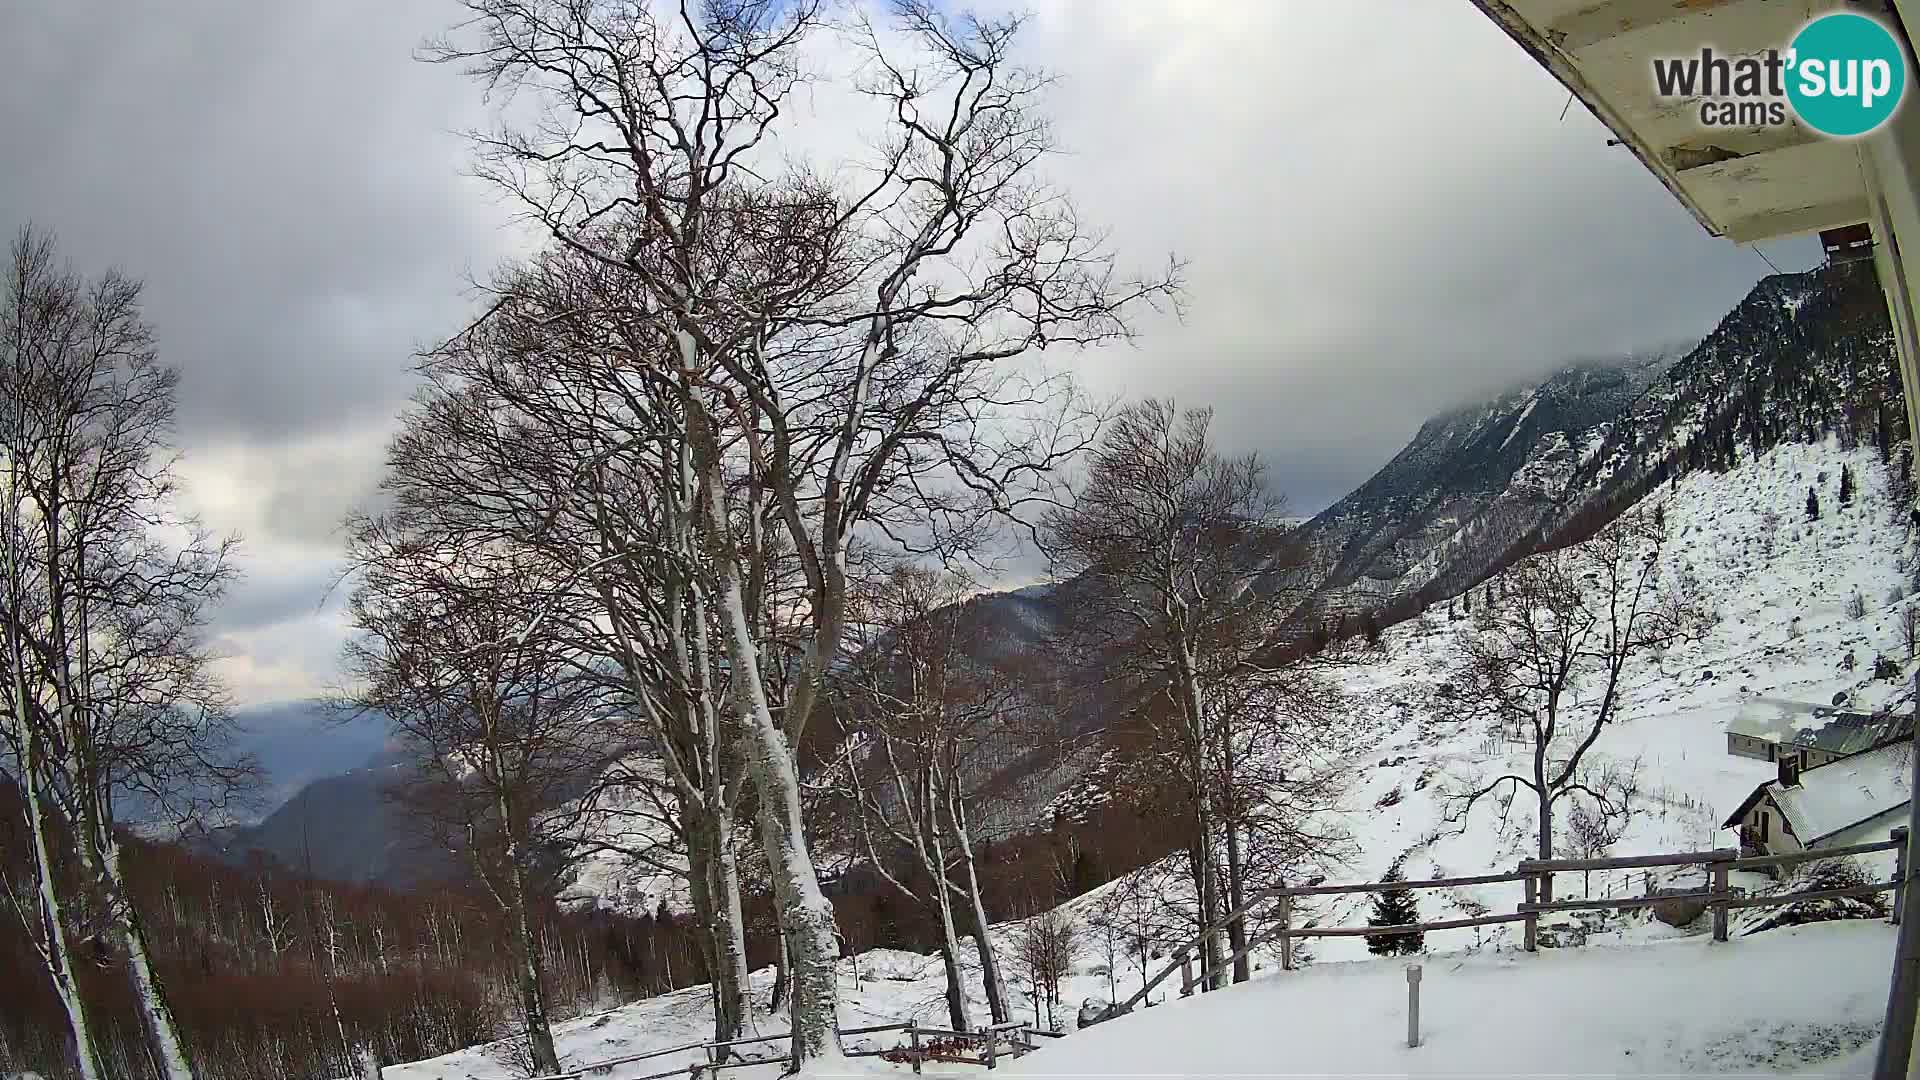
1711, 858, 1730, 943
1279, 891, 1294, 971
1522, 872, 1538, 952
1180, 953, 1194, 997
1894, 827, 1910, 926
908, 1022, 921, 1075
985, 1028, 998, 1071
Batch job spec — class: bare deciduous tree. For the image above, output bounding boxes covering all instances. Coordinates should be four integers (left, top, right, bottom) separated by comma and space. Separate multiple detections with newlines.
425, 0, 1175, 1060
344, 542, 616, 1075
1039, 399, 1338, 988
0, 225, 249, 1080
379, 242, 769, 1045
1016, 909, 1077, 1032
1446, 507, 1703, 899
832, 564, 1020, 1030
1565, 777, 1640, 898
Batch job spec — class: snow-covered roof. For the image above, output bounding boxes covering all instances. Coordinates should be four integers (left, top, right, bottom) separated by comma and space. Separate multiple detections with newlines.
1771, 740, 1914, 846
1725, 699, 1913, 757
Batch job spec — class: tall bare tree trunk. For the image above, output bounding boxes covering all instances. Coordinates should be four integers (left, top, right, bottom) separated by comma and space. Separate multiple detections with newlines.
951, 814, 1008, 1023
3, 367, 104, 1079
689, 808, 752, 1043
1189, 834, 1226, 992
1535, 750, 1555, 904
1223, 823, 1249, 984
1174, 637, 1226, 991
770, 912, 790, 1015
101, 838, 196, 1079
712, 826, 752, 1038
498, 799, 560, 1074
15, 726, 105, 1080
686, 824, 726, 1032
687, 394, 839, 1063
927, 825, 973, 1032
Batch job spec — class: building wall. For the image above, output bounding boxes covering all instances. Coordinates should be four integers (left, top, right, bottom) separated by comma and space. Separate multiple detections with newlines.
1725, 734, 1844, 768
1803, 746, 1845, 769
1736, 793, 1804, 858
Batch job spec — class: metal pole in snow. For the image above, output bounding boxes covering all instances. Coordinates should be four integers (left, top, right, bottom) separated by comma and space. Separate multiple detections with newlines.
1406, 964, 1422, 1049
1869, 674, 1920, 1080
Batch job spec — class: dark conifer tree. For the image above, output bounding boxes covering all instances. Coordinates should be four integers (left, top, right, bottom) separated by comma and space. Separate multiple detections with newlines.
1808, 485, 1822, 521
1366, 865, 1424, 957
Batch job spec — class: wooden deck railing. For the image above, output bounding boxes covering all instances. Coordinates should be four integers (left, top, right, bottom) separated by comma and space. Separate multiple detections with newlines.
1515, 832, 1907, 943
518, 1017, 1053, 1080
1112, 828, 1910, 1016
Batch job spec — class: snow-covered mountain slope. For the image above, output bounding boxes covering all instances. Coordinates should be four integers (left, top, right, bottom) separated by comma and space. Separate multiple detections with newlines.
1286, 259, 1899, 621
1028, 437, 1914, 965
1274, 438, 1916, 959
1288, 353, 1673, 613
554, 759, 690, 917
1567, 261, 1897, 522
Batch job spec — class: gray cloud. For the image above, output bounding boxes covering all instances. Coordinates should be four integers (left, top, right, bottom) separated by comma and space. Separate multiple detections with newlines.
0, 0, 1823, 700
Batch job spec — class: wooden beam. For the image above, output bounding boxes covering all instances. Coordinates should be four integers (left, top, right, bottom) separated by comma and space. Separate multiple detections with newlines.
1520, 890, 1712, 915
1731, 837, 1903, 871
1667, 125, 1823, 172
1268, 870, 1529, 898
1519, 848, 1736, 872
1722, 880, 1899, 910
1552, 0, 1871, 52
1724, 197, 1873, 242
1548, 0, 1743, 53
1277, 912, 1533, 939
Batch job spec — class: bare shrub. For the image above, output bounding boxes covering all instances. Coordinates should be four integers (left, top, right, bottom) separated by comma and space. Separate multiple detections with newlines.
1018, 911, 1079, 1031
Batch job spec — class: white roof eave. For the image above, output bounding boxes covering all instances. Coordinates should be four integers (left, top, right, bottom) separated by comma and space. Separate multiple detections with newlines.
1469, 0, 1873, 242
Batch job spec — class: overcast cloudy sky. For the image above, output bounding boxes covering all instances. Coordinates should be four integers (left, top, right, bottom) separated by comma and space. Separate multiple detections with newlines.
0, 1, 1820, 706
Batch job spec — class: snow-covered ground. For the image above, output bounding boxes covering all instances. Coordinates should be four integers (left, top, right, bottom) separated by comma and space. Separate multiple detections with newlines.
381, 948, 1023, 1080
382, 921, 1902, 1079
389, 439, 1916, 1079
1000, 921, 1897, 1078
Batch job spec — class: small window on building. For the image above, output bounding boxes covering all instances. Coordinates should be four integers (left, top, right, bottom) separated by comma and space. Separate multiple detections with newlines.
1759, 811, 1769, 841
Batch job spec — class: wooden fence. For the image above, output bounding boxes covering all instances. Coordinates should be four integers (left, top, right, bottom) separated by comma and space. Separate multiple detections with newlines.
520, 1018, 1054, 1080
1113, 829, 1908, 1015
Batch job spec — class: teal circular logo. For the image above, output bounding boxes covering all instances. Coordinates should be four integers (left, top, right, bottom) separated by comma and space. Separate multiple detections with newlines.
1786, 13, 1907, 137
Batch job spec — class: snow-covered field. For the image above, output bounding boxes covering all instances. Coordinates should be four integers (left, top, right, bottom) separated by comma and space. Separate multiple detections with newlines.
382, 921, 1902, 1079
1000, 921, 1897, 1078
388, 439, 1916, 1079
381, 949, 1019, 1080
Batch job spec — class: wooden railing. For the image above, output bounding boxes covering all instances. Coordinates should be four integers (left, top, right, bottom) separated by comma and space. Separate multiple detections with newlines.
1112, 829, 1910, 1016
520, 1018, 1052, 1079
1517, 832, 1908, 943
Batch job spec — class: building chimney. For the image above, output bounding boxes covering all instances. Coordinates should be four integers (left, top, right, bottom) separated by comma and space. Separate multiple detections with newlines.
1778, 753, 1803, 788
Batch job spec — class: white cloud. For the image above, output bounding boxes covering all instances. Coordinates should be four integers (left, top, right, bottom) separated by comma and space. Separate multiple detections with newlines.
3, 0, 1823, 702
